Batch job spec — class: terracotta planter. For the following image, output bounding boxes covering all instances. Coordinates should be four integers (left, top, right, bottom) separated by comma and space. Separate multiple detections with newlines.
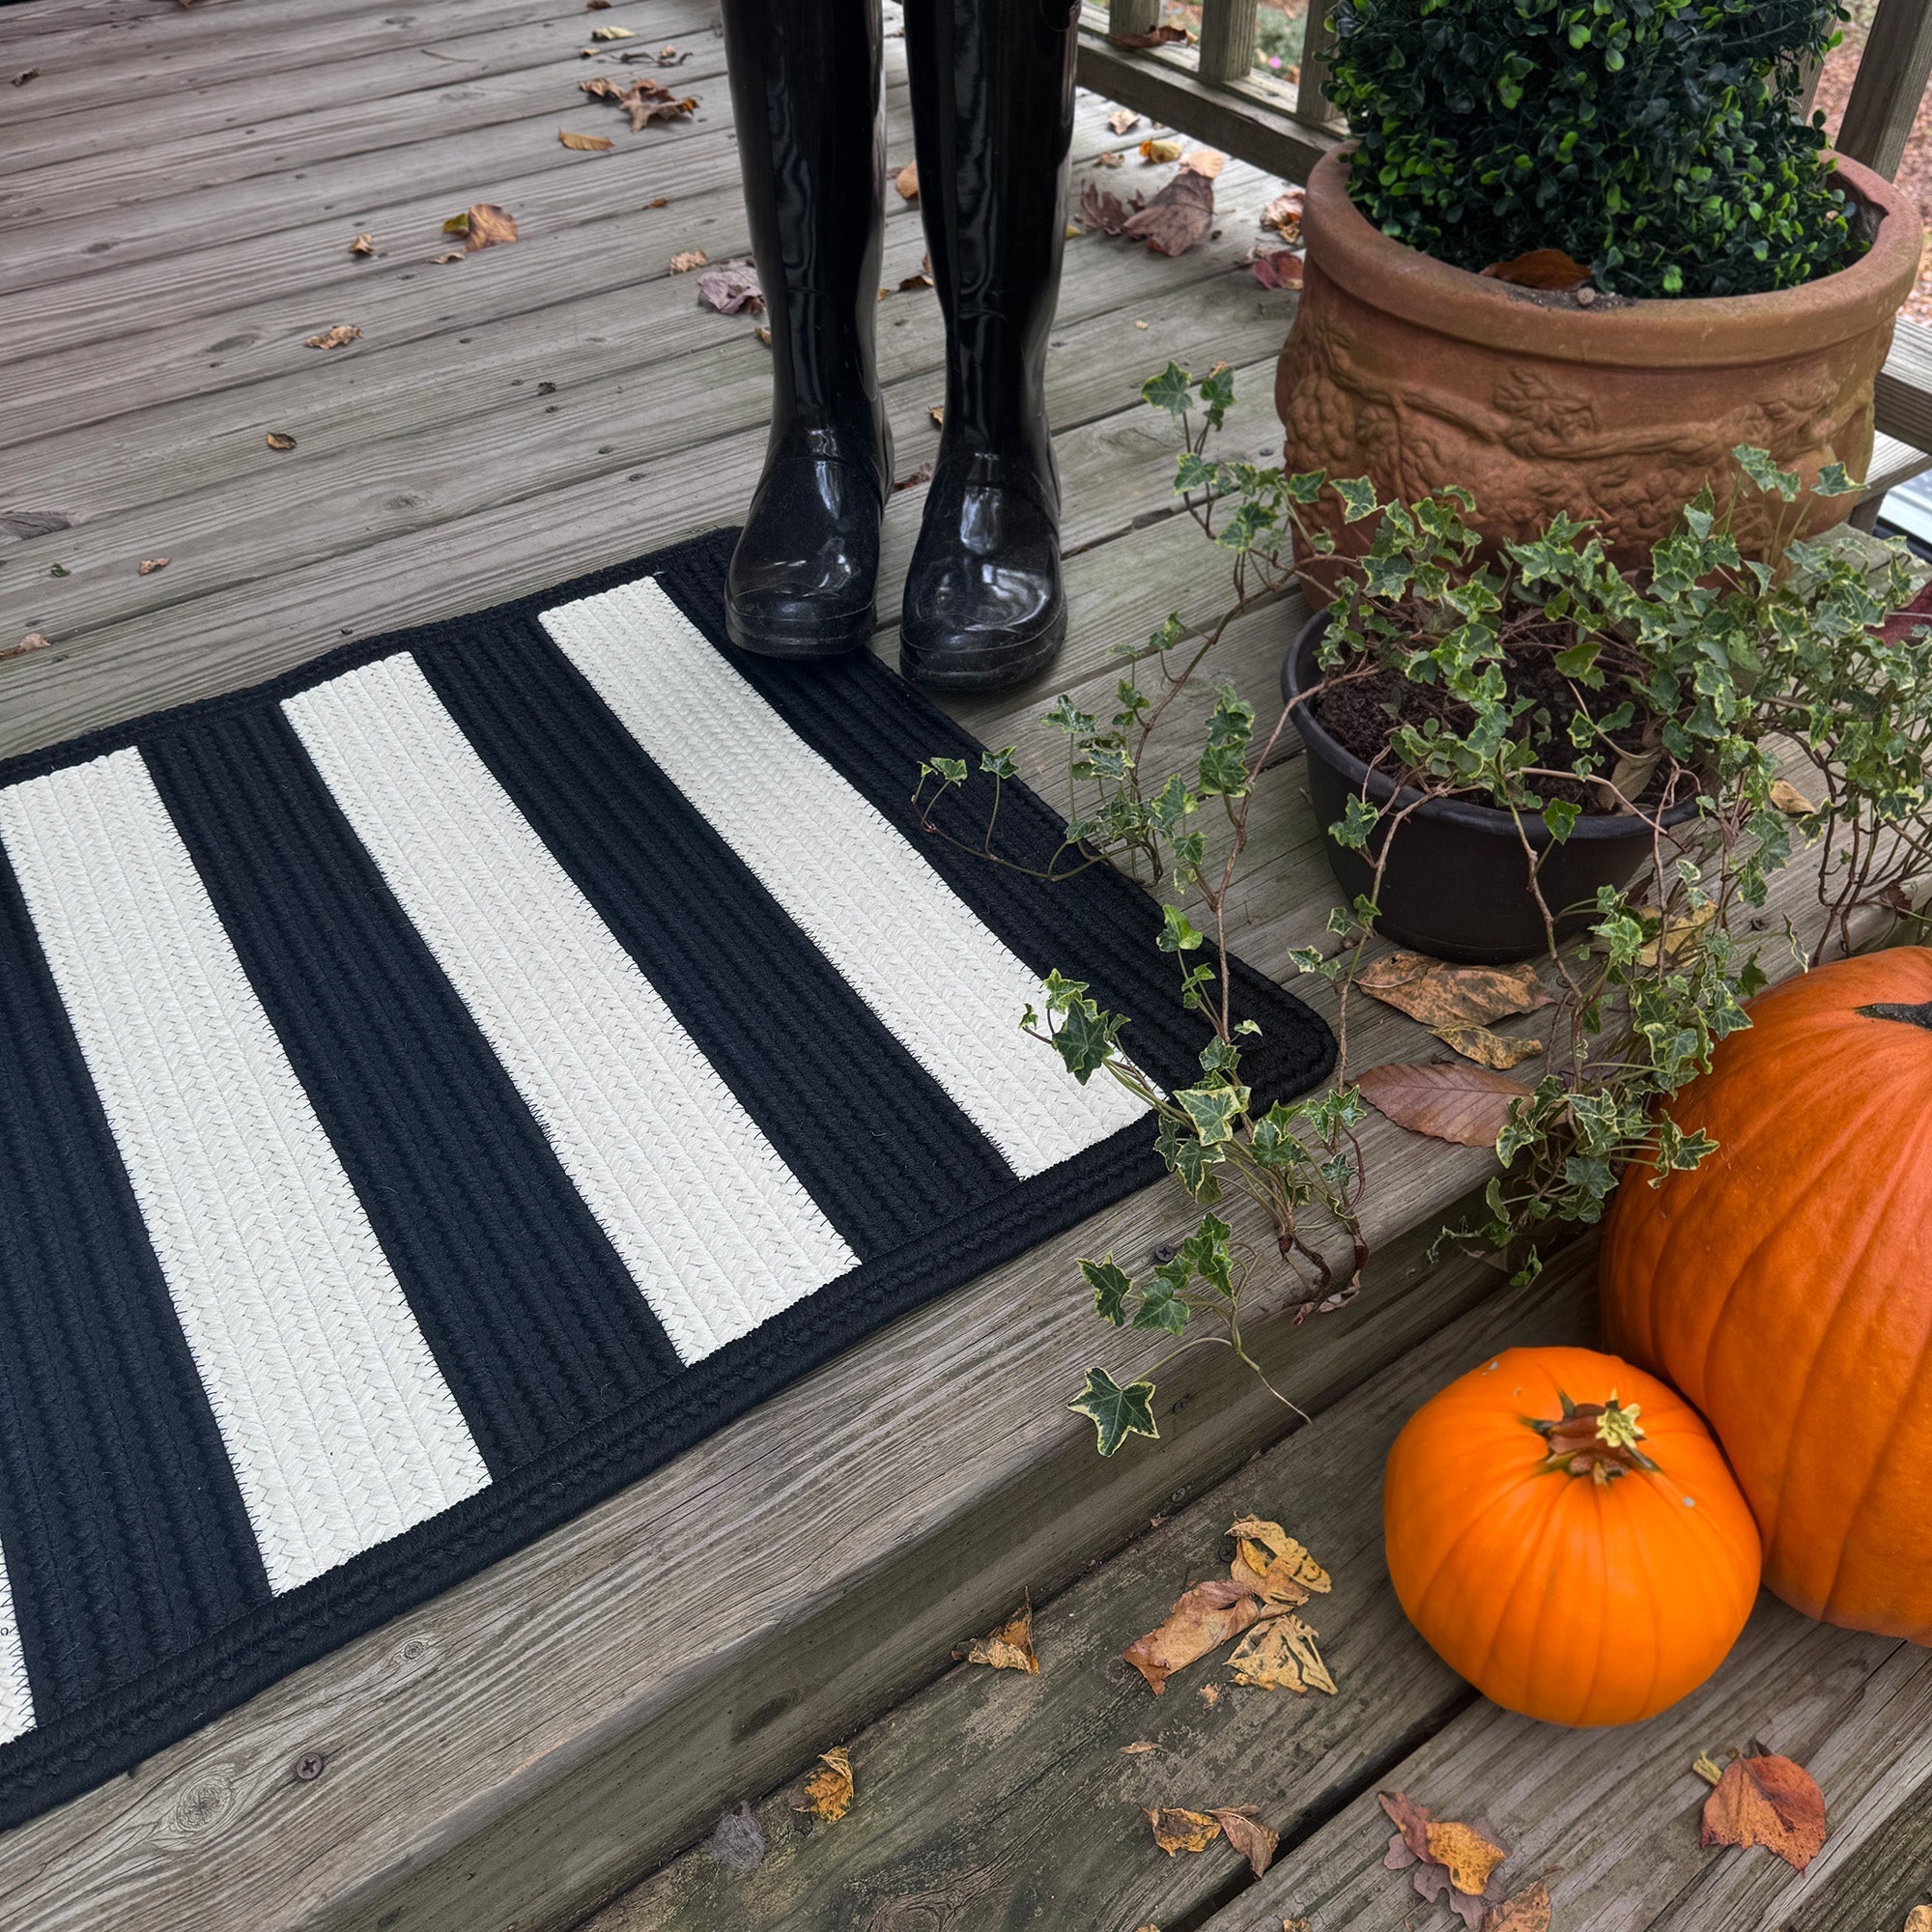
1276, 147, 1921, 595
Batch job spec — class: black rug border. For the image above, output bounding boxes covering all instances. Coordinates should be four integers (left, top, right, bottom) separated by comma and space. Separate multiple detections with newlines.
0, 527, 1336, 1831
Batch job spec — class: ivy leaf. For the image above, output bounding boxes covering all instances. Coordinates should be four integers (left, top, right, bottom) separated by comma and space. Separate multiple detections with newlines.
1069, 1368, 1158, 1457
1132, 1276, 1191, 1335
1080, 1256, 1135, 1324
1141, 361, 1193, 416
979, 746, 1017, 780
1175, 1084, 1248, 1145
1159, 905, 1205, 953
1333, 477, 1379, 523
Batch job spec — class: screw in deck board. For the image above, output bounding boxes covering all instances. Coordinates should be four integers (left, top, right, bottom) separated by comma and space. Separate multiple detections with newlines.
293, 1751, 327, 1783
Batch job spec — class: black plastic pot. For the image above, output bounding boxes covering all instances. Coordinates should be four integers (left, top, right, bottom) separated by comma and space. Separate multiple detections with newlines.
1282, 612, 1700, 964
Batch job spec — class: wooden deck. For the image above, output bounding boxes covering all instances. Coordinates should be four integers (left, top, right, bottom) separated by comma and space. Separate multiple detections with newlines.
2, 3, 1930, 1929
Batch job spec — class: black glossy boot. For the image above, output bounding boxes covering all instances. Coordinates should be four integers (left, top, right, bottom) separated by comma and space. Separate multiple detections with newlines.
898, 0, 1077, 693
719, 0, 893, 658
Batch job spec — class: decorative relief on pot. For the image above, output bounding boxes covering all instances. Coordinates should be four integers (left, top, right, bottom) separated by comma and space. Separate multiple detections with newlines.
1275, 253, 1894, 600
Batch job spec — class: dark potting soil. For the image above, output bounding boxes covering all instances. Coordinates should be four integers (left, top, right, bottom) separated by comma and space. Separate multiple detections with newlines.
1313, 648, 1666, 812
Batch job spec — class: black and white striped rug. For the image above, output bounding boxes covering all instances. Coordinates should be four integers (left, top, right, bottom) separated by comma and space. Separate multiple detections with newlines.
0, 528, 1332, 1824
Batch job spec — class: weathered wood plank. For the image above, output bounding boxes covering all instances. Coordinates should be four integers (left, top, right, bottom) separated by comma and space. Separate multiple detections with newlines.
1834, 0, 1932, 180
1877, 317, 1932, 458
589, 1241, 1600, 1932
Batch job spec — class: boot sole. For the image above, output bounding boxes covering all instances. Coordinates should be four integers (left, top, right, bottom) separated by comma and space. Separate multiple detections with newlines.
724, 599, 876, 661
898, 607, 1066, 695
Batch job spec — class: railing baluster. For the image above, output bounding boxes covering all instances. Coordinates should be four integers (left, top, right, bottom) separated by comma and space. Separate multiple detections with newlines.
1298, 0, 1339, 125
1107, 0, 1162, 39
1834, 0, 1932, 180
1198, 0, 1261, 84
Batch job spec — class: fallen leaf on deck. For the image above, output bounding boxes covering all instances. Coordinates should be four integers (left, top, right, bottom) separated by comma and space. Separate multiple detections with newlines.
4, 635, 51, 661
622, 43, 691, 65
897, 254, 934, 290
586, 1, 611, 9
1139, 136, 1183, 163
1108, 106, 1142, 133
1905, 1909, 1932, 1932
581, 73, 699, 129
1357, 952, 1552, 1028
1380, 1794, 1511, 1928
1094, 150, 1124, 169
1431, 1023, 1545, 1070
1213, 1805, 1279, 1878
12, 69, 39, 86
1769, 778, 1816, 815
1636, 900, 1715, 966
1428, 1820, 1509, 1895
266, 431, 298, 450
696, 259, 764, 314
1079, 182, 1144, 237
1181, 149, 1225, 179
1251, 249, 1302, 290
891, 460, 930, 491
795, 1747, 854, 1822
1699, 1750, 1827, 1872
303, 325, 362, 349
895, 160, 919, 201
1262, 188, 1304, 240
349, 231, 375, 254
1480, 1880, 1552, 1931
1122, 165, 1214, 257
929, 404, 944, 426
1480, 248, 1592, 291
1355, 1061, 1532, 1147
590, 22, 635, 37
668, 248, 707, 272
1198, 1681, 1221, 1706
754, 324, 773, 348
958, 1596, 1039, 1673
1284, 1921, 1314, 1932
463, 203, 518, 251
1145, 1807, 1221, 1855
558, 129, 614, 151
138, 557, 169, 575
431, 251, 466, 264
1229, 1517, 1330, 1604
1114, 25, 1187, 46
1121, 1739, 1160, 1755
1124, 1577, 1264, 1693
646, 195, 668, 208
1226, 1611, 1336, 1693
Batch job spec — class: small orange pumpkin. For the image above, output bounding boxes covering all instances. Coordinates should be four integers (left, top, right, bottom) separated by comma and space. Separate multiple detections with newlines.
1603, 948, 1932, 1638
1383, 1345, 1761, 1726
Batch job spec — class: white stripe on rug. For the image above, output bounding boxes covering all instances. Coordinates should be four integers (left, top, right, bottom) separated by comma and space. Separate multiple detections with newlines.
284, 654, 860, 1364
0, 1555, 30, 1745
541, 581, 1148, 1179
0, 751, 490, 1597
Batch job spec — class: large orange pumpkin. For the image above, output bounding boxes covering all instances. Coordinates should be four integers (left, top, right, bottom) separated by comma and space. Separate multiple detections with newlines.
1603, 947, 1932, 1639
1383, 1346, 1761, 1726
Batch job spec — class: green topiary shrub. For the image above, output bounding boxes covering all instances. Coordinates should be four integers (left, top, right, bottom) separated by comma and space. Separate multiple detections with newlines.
1325, 0, 1869, 298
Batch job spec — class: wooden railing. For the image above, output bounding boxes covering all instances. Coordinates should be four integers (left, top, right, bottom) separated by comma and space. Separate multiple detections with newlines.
1074, 0, 1932, 482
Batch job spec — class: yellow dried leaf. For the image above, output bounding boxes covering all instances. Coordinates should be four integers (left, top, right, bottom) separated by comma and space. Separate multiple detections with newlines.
1139, 136, 1182, 163
1124, 1577, 1262, 1693
1198, 1681, 1220, 1706
1229, 1518, 1331, 1599
138, 557, 169, 575
1637, 900, 1715, 966
1181, 149, 1226, 179
929, 404, 944, 426
348, 232, 374, 255
668, 248, 707, 272
1226, 1611, 1337, 1694
1904, 1909, 1932, 1932
1426, 1819, 1509, 1895
303, 324, 361, 350
1770, 778, 1816, 816
265, 432, 297, 450
961, 1598, 1039, 1673
895, 160, 919, 201
1108, 106, 1142, 133
1145, 1806, 1220, 1856
1481, 1879, 1552, 1931
1121, 1739, 1160, 1756
1358, 952, 1551, 1029
590, 22, 635, 37
799, 1747, 853, 1821
1094, 150, 1124, 168
1284, 1922, 1313, 1932
1431, 1023, 1546, 1070
558, 129, 614, 151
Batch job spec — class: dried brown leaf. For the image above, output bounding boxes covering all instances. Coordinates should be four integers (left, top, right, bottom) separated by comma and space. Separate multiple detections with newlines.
1121, 1739, 1161, 1756
1181, 149, 1226, 179
1197, 1681, 1221, 1706
431, 251, 466, 264
1380, 1795, 1510, 1928
1107, 106, 1142, 134
796, 1747, 853, 1822
696, 260, 764, 315
1114, 25, 1187, 47
1261, 188, 1304, 240
1212, 1806, 1279, 1878
1355, 1061, 1532, 1147
581, 72, 698, 129
348, 232, 375, 255
895, 160, 919, 201
1699, 1751, 1827, 1872
1428, 1820, 1509, 1895
1078, 181, 1143, 237
1769, 778, 1816, 816
586, 1, 611, 9
1229, 1518, 1331, 1602
1284, 1921, 1314, 1932
460, 203, 518, 251
959, 1597, 1039, 1674
1356, 952, 1552, 1028
1121, 165, 1214, 257
1637, 900, 1715, 967
302, 324, 361, 350
1251, 249, 1303, 290
138, 557, 169, 575
1431, 1023, 1545, 1071
12, 69, 40, 86
1480, 247, 1593, 290
265, 432, 298, 451
1904, 1908, 1932, 1932
1604, 744, 1662, 805
558, 129, 614, 151
1145, 1806, 1221, 1855
928, 404, 944, 427
4, 634, 51, 661
590, 22, 635, 38
1226, 1611, 1337, 1693
668, 248, 707, 273
1481, 1880, 1552, 1932
1123, 1576, 1263, 1693
1094, 149, 1125, 169
1139, 135, 1183, 163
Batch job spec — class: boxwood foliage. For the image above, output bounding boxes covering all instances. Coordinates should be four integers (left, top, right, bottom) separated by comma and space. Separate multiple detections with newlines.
1325, 0, 1868, 298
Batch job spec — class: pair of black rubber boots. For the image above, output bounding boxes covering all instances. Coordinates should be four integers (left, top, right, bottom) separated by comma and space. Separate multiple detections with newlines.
720, 0, 1077, 694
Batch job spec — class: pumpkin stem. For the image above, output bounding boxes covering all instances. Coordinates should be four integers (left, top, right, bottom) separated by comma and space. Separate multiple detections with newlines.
1858, 1000, 1932, 1032
1524, 1390, 1662, 1485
